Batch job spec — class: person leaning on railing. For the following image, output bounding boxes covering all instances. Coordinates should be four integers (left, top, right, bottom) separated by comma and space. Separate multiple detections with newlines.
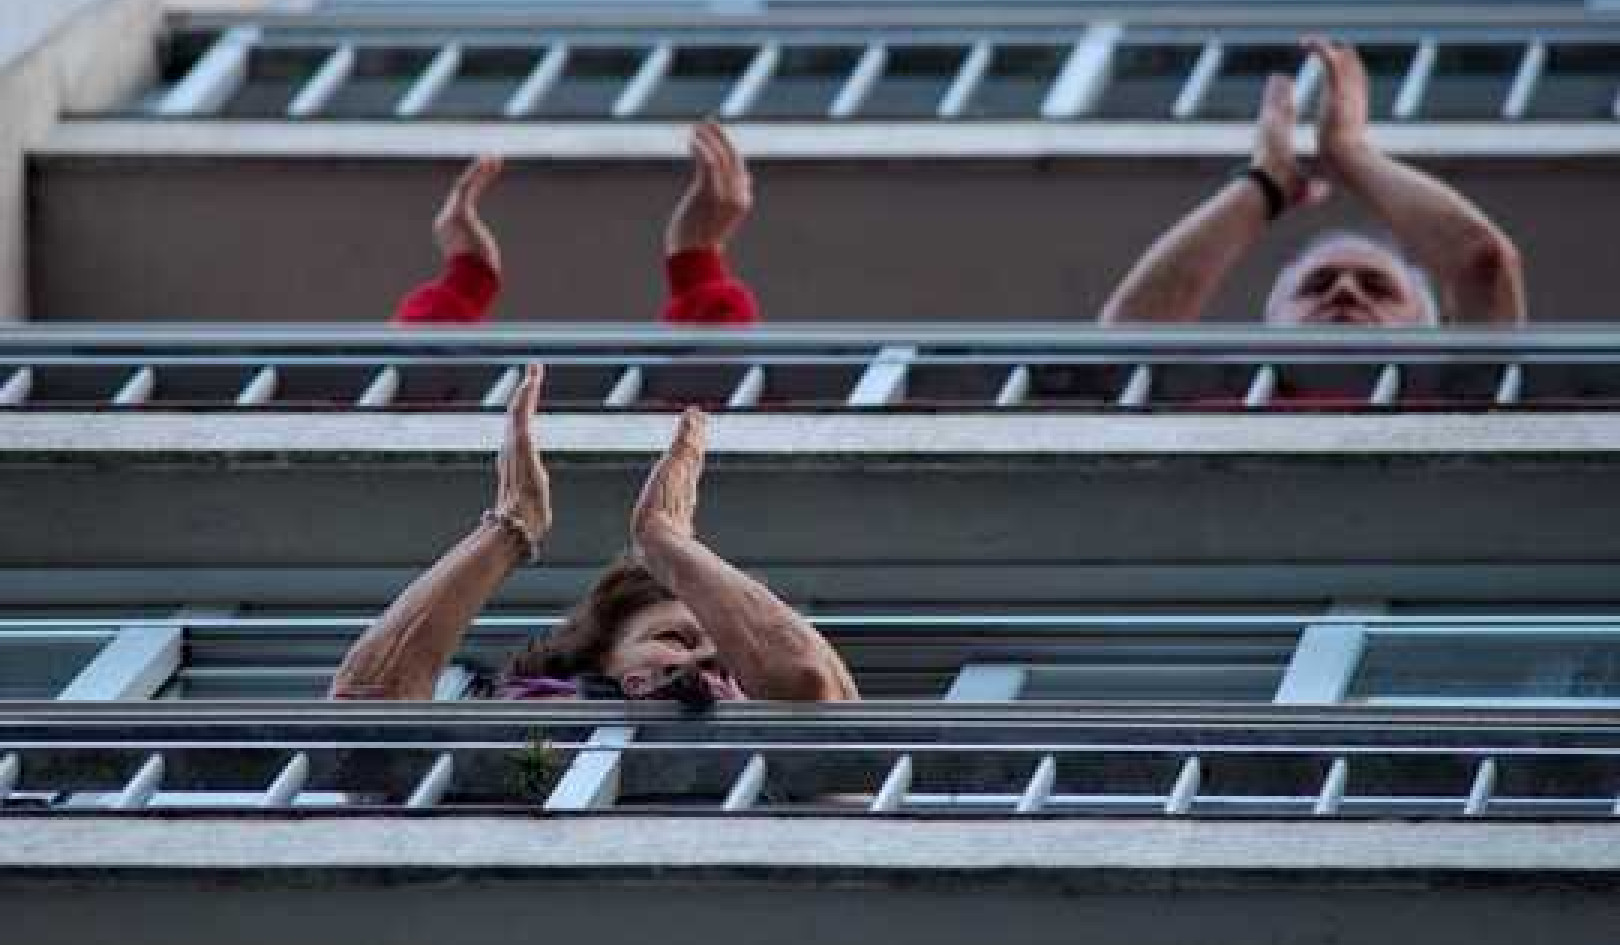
1101, 37, 1525, 329
329, 364, 858, 705
392, 121, 761, 326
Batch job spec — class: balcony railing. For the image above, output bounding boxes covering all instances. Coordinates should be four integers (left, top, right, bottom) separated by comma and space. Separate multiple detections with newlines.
141, 3, 1620, 124
3, 701, 1620, 817
9, 325, 1620, 411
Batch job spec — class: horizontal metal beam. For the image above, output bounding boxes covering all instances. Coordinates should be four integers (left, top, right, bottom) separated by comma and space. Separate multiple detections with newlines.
6, 563, 1620, 609
11, 324, 1620, 356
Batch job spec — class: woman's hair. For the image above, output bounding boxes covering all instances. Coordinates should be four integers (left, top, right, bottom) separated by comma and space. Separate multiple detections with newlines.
502, 556, 678, 680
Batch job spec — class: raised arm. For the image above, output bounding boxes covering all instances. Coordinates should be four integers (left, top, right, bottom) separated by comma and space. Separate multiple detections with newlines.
330, 365, 550, 699
394, 156, 506, 325
630, 409, 857, 700
661, 122, 761, 325
1308, 38, 1525, 326
1100, 75, 1328, 324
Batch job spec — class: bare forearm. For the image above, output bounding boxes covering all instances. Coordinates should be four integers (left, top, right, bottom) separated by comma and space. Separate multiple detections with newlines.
636, 523, 858, 701
1334, 145, 1525, 325
1100, 179, 1271, 324
331, 521, 525, 699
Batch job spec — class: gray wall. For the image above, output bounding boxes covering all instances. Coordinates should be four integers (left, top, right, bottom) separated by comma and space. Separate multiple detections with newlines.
28, 153, 1609, 323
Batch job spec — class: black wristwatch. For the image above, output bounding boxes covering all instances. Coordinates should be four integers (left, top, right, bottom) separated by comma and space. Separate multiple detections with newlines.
1237, 165, 1287, 221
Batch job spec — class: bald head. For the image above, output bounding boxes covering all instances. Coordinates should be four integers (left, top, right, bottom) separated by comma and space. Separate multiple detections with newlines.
1265, 232, 1438, 328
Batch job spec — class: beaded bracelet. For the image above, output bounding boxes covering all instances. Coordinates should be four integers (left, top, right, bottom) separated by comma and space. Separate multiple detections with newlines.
481, 509, 541, 564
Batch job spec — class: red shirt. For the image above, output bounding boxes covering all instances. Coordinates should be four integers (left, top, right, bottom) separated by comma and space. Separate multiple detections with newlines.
391, 248, 760, 326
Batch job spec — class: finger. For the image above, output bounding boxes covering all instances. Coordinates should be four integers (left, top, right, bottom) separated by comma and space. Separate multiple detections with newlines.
1305, 37, 1342, 88
1259, 73, 1293, 124
706, 122, 742, 174
674, 406, 708, 454
522, 362, 545, 424
464, 155, 504, 202
691, 133, 722, 194
1264, 73, 1294, 118
710, 125, 749, 196
508, 363, 541, 441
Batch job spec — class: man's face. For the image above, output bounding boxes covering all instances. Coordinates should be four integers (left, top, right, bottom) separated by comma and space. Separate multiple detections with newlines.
1268, 238, 1430, 327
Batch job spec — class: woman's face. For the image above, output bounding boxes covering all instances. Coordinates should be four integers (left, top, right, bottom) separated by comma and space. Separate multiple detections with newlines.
600, 599, 745, 701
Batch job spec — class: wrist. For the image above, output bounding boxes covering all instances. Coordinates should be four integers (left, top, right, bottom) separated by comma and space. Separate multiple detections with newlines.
482, 508, 542, 564
1236, 165, 1287, 221
1325, 137, 1379, 177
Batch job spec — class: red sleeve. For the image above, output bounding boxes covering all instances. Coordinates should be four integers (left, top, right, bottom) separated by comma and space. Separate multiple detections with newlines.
660, 248, 761, 325
392, 253, 501, 325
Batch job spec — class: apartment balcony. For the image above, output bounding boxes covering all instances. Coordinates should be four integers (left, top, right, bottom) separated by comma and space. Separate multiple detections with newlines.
19, 0, 1620, 323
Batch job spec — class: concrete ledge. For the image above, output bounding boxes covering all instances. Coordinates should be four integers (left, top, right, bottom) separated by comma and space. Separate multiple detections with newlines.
5, 816, 1620, 871
39, 120, 1620, 159
3, 411, 1620, 459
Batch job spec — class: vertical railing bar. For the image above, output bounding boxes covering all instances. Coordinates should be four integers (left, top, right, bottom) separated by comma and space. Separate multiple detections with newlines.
870, 754, 913, 813
57, 624, 184, 701
1274, 600, 1378, 704
1015, 755, 1057, 814
481, 366, 521, 409
604, 366, 645, 408
433, 665, 474, 701
612, 43, 675, 118
112, 754, 165, 810
945, 664, 1027, 701
1164, 756, 1201, 816
1172, 40, 1225, 120
545, 726, 633, 810
1116, 364, 1152, 408
0, 366, 32, 406
406, 752, 456, 809
288, 44, 356, 119
1313, 756, 1348, 816
1244, 364, 1277, 409
1292, 55, 1324, 112
829, 43, 889, 119
1394, 39, 1438, 120
356, 366, 401, 408
260, 752, 310, 808
112, 367, 156, 407
0, 753, 18, 805
1502, 40, 1547, 120
720, 43, 780, 119
1494, 362, 1524, 406
721, 753, 768, 811
236, 366, 279, 407
1369, 364, 1401, 406
1464, 757, 1496, 817
846, 346, 914, 406
994, 365, 1030, 407
1040, 24, 1122, 119
726, 365, 766, 409
505, 44, 570, 117
156, 25, 259, 115
937, 41, 993, 118
396, 43, 463, 117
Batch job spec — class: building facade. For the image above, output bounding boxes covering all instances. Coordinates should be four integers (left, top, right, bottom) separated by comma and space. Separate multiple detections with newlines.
3, 2, 1620, 942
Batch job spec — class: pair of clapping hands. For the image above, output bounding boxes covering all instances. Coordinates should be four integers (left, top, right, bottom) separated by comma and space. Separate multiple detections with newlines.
494, 364, 703, 557
1252, 38, 1380, 214
432, 121, 752, 273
